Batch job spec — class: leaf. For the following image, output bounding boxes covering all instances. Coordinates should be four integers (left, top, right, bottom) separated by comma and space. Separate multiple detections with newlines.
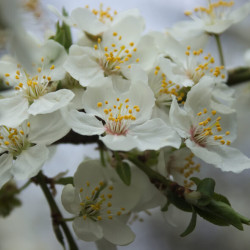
180, 207, 197, 237
116, 162, 131, 186
197, 178, 215, 197
190, 177, 201, 186
196, 178, 215, 206
212, 192, 231, 206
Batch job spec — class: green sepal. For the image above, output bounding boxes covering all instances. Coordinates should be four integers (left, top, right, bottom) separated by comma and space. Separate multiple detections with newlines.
116, 162, 131, 186
180, 206, 197, 237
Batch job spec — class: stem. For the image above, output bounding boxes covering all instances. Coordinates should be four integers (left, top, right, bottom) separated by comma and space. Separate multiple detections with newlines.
214, 34, 225, 66
36, 172, 78, 250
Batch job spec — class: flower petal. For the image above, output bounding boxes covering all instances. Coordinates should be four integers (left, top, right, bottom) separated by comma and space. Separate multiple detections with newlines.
100, 219, 135, 246
73, 217, 103, 242
0, 96, 29, 127
28, 111, 70, 145
12, 144, 49, 180
0, 153, 13, 188
129, 118, 181, 150
28, 89, 75, 115
61, 184, 81, 215
67, 110, 105, 136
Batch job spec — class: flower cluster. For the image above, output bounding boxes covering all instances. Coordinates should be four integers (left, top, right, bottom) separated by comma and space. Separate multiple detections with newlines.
1, 1, 250, 248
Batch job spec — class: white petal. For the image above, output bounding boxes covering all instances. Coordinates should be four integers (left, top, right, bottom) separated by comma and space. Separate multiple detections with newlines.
100, 134, 137, 151
100, 219, 135, 246
74, 160, 106, 189
95, 239, 118, 250
213, 146, 250, 173
203, 20, 234, 34
73, 217, 103, 242
0, 96, 29, 127
33, 40, 67, 80
185, 139, 222, 165
169, 97, 191, 138
28, 111, 70, 145
130, 118, 181, 151
230, 2, 250, 24
71, 8, 107, 35
12, 144, 49, 180
0, 153, 13, 188
68, 110, 105, 136
28, 89, 75, 115
64, 45, 104, 86
61, 184, 81, 215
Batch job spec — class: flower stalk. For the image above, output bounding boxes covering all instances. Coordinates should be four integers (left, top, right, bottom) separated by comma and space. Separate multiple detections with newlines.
35, 171, 78, 250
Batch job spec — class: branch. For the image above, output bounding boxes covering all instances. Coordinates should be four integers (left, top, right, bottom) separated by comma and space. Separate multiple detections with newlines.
33, 172, 78, 250
227, 67, 250, 86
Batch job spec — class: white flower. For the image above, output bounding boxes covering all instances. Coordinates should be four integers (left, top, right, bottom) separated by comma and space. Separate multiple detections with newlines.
61, 160, 139, 245
0, 40, 74, 127
157, 147, 201, 189
49, 4, 144, 39
169, 80, 250, 173
64, 29, 156, 87
179, 0, 250, 35
65, 79, 181, 151
0, 111, 70, 188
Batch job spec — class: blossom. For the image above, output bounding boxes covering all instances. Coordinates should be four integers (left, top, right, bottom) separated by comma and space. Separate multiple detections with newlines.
65, 79, 180, 151
61, 160, 139, 245
0, 40, 74, 127
169, 80, 250, 172
64, 28, 156, 87
175, 0, 250, 36
0, 111, 70, 188
49, 4, 144, 43
157, 147, 201, 189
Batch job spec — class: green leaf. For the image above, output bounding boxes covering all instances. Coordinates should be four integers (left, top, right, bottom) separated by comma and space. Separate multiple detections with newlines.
196, 178, 215, 206
116, 162, 131, 186
212, 192, 231, 206
197, 178, 215, 197
180, 207, 197, 237
190, 177, 201, 186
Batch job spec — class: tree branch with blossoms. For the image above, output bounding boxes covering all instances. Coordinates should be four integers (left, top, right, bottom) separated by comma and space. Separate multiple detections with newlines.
1, 1, 250, 250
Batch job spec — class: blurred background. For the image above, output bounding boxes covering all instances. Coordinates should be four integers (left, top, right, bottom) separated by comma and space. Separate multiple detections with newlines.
0, 0, 250, 249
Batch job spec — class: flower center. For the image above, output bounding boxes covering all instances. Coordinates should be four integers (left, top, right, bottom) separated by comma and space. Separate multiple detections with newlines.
184, 46, 225, 83
4, 58, 57, 103
79, 181, 126, 221
94, 35, 139, 76
85, 3, 118, 24
0, 122, 31, 157
190, 108, 231, 147
97, 98, 140, 135
184, 0, 234, 24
